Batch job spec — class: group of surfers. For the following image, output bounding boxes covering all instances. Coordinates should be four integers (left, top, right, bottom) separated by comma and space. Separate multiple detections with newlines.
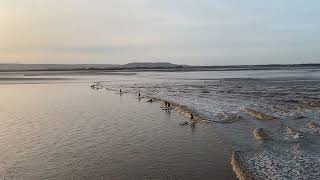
119, 88, 195, 123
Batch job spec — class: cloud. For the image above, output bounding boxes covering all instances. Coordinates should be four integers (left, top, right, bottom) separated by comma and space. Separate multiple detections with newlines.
0, 0, 319, 64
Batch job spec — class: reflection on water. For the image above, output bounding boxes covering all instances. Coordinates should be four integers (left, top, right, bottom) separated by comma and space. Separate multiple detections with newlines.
0, 83, 236, 180
1, 68, 320, 179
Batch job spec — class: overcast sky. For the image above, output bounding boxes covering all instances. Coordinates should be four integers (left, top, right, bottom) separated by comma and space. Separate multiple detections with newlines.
0, 0, 319, 65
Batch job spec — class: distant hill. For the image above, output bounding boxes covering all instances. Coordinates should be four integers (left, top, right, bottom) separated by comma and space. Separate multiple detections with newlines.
0, 62, 319, 72
0, 62, 185, 71
122, 62, 184, 69
0, 64, 118, 71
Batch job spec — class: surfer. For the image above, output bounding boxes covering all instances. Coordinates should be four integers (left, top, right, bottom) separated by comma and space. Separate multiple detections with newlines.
138, 92, 141, 98
120, 89, 122, 94
190, 113, 195, 123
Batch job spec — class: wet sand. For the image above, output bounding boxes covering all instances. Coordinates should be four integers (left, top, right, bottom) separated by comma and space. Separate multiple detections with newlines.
0, 83, 236, 180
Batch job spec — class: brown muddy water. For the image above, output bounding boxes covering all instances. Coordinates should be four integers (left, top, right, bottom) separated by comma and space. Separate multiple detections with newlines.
1, 68, 320, 179
0, 83, 237, 180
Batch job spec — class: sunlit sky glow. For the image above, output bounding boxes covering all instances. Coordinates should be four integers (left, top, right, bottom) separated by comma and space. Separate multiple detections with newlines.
0, 0, 319, 65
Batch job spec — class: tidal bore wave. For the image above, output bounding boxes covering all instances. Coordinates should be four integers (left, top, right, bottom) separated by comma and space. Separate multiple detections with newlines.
90, 71, 320, 179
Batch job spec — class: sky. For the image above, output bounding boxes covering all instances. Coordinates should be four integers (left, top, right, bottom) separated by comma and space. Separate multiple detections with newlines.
0, 0, 319, 65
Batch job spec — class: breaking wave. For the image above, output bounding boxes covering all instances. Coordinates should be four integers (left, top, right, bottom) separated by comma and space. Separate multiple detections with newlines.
92, 70, 320, 179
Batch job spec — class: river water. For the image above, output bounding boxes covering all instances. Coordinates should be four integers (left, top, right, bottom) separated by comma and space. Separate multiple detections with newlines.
0, 68, 320, 179
0, 83, 236, 180
97, 68, 320, 179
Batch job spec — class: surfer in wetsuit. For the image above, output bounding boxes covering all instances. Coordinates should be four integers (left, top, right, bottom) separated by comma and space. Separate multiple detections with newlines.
120, 89, 122, 94
190, 113, 195, 123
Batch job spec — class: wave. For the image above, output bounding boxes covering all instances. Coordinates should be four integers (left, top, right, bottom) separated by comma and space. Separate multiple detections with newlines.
89, 71, 320, 179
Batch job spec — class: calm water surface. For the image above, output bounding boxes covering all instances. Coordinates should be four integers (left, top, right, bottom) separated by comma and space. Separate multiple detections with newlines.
0, 83, 236, 180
